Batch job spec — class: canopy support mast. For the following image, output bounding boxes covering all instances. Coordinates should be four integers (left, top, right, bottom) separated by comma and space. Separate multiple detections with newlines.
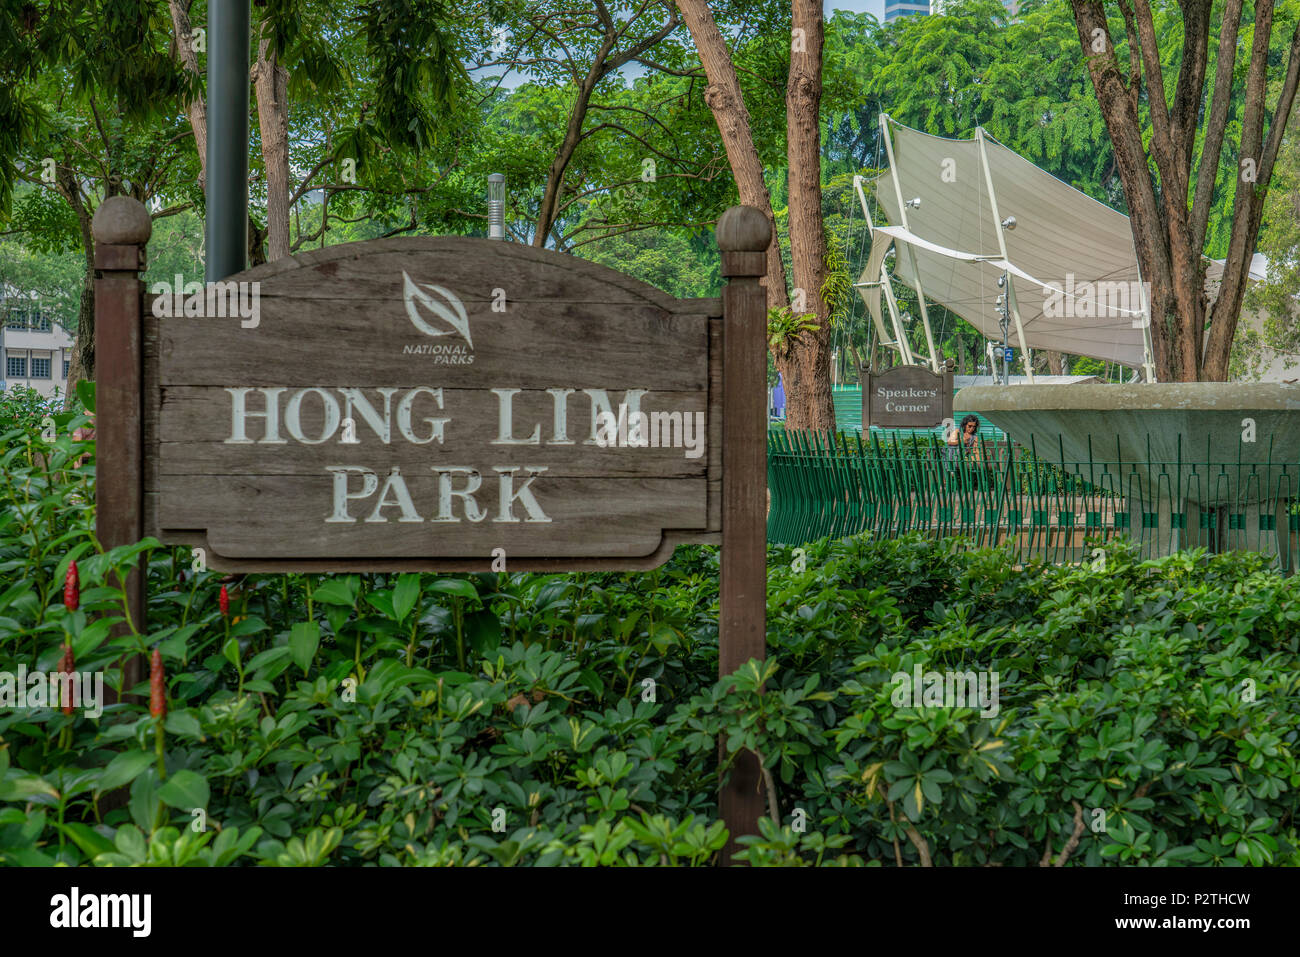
975, 126, 1034, 383
851, 175, 911, 360
880, 114, 939, 372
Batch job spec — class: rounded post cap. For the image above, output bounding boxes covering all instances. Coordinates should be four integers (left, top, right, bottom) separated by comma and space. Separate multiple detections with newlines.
92, 196, 152, 245
715, 205, 771, 252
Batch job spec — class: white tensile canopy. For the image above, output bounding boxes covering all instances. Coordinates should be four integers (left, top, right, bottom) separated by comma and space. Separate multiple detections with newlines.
857, 117, 1155, 378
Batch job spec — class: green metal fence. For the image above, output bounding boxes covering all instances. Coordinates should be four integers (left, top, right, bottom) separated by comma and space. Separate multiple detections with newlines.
767, 429, 1300, 571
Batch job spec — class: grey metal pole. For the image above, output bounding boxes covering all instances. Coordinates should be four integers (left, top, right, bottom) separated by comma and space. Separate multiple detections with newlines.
487, 174, 506, 240
205, 1, 250, 282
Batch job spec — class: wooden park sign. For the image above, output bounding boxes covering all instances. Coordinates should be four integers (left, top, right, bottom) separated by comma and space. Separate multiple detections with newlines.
863, 363, 954, 429
92, 196, 771, 860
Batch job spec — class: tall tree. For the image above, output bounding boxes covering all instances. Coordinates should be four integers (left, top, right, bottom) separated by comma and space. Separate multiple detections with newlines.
674, 0, 790, 313
677, 0, 841, 429
476, 0, 685, 248
781, 0, 834, 430
1, 1, 192, 398
1068, 0, 1300, 381
167, 0, 467, 266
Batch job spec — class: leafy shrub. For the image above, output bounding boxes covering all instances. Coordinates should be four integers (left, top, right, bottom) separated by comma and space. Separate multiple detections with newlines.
2, 387, 1298, 865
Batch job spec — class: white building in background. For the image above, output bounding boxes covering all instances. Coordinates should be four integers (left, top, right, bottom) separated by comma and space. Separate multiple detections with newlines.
885, 0, 930, 20
0, 295, 74, 400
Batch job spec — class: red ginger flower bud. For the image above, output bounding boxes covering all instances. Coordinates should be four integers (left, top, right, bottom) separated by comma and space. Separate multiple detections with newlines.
219, 584, 230, 618
64, 561, 79, 612
150, 647, 166, 718
60, 643, 75, 715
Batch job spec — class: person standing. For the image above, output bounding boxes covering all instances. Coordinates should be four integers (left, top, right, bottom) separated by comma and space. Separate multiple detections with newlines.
945, 414, 981, 463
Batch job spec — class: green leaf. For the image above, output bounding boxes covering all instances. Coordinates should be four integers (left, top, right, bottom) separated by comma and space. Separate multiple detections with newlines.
97, 750, 154, 793
245, 645, 291, 672
159, 769, 210, 811
393, 573, 420, 620
58, 822, 116, 860
313, 579, 357, 605
229, 615, 268, 636
430, 578, 478, 600
71, 618, 114, 657
290, 621, 322, 674
113, 824, 148, 862
76, 379, 96, 413
466, 608, 503, 658
164, 711, 204, 740
0, 771, 59, 803
365, 591, 396, 618
222, 635, 241, 670
649, 623, 678, 654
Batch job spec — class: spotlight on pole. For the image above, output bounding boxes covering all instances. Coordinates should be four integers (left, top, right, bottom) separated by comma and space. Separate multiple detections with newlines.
1000, 215, 1016, 231
905, 196, 922, 209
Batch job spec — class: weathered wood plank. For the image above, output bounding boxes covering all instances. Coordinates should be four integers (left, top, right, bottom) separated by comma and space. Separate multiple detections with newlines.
158, 306, 710, 390
142, 311, 161, 539
180, 236, 689, 312
157, 474, 708, 559
141, 507, 719, 572
156, 385, 709, 477
707, 316, 724, 532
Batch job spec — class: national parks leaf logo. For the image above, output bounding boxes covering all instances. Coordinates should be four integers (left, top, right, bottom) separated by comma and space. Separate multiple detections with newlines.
402, 271, 473, 348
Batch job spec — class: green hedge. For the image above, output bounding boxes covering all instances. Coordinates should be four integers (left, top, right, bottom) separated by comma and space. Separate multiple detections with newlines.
2, 386, 1299, 865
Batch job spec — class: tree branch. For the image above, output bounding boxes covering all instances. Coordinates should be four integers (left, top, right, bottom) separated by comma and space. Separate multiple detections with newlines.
1052, 801, 1087, 867
1190, 0, 1244, 250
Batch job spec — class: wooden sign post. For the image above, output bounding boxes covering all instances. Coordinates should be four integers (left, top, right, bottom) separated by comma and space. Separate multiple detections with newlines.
90, 197, 770, 862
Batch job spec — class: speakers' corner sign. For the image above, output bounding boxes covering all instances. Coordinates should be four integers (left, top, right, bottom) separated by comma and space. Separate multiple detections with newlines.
863, 364, 954, 430
136, 237, 727, 572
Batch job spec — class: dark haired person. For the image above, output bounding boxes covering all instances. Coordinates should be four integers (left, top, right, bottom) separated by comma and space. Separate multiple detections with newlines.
945, 414, 981, 464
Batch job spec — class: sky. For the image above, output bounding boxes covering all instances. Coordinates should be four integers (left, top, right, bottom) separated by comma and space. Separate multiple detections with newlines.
477, 0, 891, 89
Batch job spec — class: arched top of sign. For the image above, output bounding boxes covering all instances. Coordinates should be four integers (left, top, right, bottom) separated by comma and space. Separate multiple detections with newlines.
220, 234, 693, 314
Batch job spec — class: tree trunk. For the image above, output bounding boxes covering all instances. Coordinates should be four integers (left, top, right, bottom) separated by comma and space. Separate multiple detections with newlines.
254, 35, 292, 262
533, 68, 603, 248
167, 0, 207, 190
1045, 349, 1063, 375
55, 162, 96, 402
1201, 12, 1300, 379
782, 0, 834, 432
63, 281, 93, 410
675, 0, 789, 313
1069, 0, 1300, 381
